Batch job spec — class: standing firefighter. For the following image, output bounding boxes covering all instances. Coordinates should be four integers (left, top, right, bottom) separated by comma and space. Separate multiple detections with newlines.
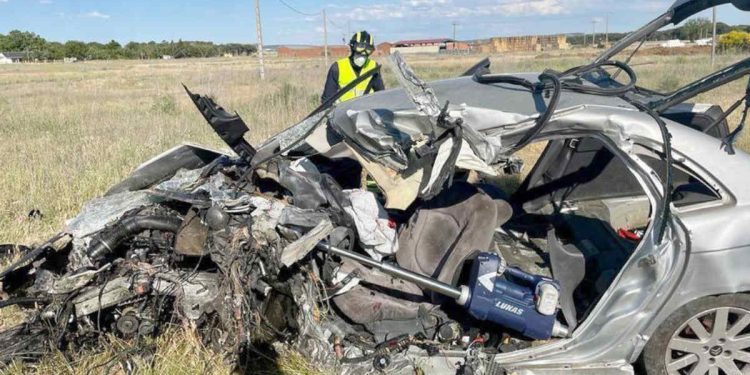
321, 31, 385, 104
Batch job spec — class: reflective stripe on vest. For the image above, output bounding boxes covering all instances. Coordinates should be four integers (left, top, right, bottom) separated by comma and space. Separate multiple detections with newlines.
336, 57, 377, 103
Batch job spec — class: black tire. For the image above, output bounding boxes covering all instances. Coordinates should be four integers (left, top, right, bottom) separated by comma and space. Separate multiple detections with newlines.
642, 293, 750, 375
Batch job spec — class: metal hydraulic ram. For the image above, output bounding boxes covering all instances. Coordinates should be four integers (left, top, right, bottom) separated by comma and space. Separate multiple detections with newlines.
316, 243, 570, 339
316, 242, 469, 303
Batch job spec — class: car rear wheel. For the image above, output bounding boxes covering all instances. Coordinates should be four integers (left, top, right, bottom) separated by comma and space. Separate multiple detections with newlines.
642, 294, 750, 375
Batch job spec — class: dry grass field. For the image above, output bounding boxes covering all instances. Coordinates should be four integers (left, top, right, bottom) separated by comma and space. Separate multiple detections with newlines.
0, 50, 748, 374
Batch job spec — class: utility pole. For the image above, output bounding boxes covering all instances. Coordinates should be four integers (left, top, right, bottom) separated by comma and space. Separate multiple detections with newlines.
452, 21, 458, 41
711, 6, 717, 67
591, 19, 597, 47
605, 14, 609, 47
323, 9, 329, 69
254, 0, 265, 80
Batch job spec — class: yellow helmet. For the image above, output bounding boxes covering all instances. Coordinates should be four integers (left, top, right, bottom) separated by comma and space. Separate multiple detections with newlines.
349, 31, 375, 55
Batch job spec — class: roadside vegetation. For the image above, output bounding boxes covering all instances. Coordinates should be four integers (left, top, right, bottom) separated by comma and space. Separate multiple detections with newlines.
720, 30, 750, 51
0, 50, 748, 374
0, 30, 257, 61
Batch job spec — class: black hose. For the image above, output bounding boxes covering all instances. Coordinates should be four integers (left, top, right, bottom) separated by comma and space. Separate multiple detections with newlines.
704, 93, 749, 135
475, 57, 676, 243
474, 60, 637, 97
474, 59, 635, 155
474, 74, 537, 90
509, 72, 562, 153
623, 99, 674, 243
86, 216, 182, 261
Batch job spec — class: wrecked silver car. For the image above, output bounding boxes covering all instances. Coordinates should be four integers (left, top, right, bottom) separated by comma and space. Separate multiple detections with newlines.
3, 0, 750, 374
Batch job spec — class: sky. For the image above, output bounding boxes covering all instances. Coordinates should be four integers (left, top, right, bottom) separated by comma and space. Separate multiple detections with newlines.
0, 0, 747, 46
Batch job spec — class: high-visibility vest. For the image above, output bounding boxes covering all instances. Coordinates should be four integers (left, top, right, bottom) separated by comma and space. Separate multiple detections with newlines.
336, 57, 378, 103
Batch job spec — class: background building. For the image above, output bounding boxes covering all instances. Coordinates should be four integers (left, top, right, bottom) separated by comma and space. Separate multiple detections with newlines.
376, 42, 393, 56
477, 35, 569, 53
390, 38, 472, 54
271, 34, 568, 59
0, 52, 26, 64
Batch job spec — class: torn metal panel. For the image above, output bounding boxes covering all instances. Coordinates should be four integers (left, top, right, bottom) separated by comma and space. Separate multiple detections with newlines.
279, 220, 334, 267
278, 163, 332, 210
278, 110, 331, 153
105, 143, 226, 196
155, 167, 205, 195
453, 105, 532, 132
154, 167, 253, 209
456, 111, 508, 165
347, 110, 412, 171
49, 264, 112, 294
329, 108, 434, 171
278, 206, 331, 229
423, 139, 454, 195
389, 51, 442, 118
65, 191, 154, 239
455, 140, 498, 175
253, 108, 333, 165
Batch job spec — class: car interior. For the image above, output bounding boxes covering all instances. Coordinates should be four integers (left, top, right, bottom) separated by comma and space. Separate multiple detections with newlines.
496, 130, 722, 332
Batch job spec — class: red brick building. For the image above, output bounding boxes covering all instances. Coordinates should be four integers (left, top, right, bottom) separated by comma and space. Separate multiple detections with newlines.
376, 42, 393, 56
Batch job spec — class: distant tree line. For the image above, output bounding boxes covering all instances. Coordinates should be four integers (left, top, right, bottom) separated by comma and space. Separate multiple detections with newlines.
0, 30, 258, 61
567, 19, 750, 46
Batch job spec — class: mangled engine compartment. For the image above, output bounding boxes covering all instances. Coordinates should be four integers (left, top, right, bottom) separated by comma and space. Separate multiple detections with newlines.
0, 55, 655, 374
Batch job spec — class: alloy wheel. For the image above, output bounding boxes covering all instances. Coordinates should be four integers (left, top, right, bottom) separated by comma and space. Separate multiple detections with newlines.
666, 307, 750, 375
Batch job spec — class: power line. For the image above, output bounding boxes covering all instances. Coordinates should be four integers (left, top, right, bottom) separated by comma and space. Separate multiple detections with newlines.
274, 0, 334, 65
276, 0, 318, 17
327, 17, 343, 29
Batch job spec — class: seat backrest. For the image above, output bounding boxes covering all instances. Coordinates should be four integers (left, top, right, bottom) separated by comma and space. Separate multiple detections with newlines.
547, 229, 586, 330
396, 182, 513, 286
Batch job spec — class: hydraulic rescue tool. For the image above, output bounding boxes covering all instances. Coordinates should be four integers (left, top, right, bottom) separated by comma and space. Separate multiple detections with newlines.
317, 243, 569, 340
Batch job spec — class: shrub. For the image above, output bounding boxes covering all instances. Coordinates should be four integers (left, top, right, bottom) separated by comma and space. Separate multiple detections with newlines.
719, 30, 750, 51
